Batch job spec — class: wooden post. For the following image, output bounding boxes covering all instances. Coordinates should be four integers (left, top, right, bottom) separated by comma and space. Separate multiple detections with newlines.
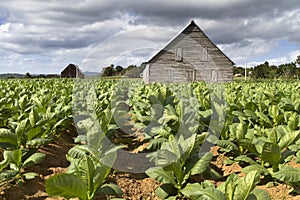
245, 62, 247, 81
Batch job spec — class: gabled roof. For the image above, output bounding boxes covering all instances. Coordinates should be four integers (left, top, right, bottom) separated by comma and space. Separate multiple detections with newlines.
61, 63, 84, 75
147, 20, 234, 65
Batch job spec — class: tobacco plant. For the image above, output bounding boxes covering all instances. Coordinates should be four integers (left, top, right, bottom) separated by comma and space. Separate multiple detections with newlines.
145, 132, 214, 199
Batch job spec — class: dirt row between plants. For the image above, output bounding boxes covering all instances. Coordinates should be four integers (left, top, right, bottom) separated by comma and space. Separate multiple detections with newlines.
1, 128, 299, 200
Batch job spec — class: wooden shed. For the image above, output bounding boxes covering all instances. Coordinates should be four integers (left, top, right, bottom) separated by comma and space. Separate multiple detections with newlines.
61, 64, 85, 79
142, 20, 234, 83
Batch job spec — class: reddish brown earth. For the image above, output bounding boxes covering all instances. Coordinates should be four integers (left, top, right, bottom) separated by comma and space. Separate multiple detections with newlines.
0, 130, 299, 200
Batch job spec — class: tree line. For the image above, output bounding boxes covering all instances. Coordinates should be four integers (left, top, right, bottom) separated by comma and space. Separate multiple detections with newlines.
101, 64, 146, 78
234, 55, 300, 79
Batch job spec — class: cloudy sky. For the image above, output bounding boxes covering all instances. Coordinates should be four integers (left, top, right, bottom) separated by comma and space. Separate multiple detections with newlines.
0, 0, 299, 74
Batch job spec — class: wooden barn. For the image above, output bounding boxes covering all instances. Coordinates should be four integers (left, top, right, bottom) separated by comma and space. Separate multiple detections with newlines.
61, 64, 85, 79
142, 20, 234, 83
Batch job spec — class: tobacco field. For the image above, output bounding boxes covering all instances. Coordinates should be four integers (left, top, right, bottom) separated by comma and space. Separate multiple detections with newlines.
0, 78, 300, 200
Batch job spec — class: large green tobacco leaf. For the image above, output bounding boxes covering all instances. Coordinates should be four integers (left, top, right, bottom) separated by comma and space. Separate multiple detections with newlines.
190, 152, 213, 175
0, 128, 17, 149
146, 166, 176, 185
247, 188, 270, 200
261, 143, 281, 169
235, 122, 248, 140
46, 173, 87, 200
155, 183, 176, 199
217, 140, 239, 153
274, 166, 300, 182
234, 155, 258, 166
286, 113, 299, 131
181, 183, 225, 200
22, 152, 46, 169
256, 111, 272, 127
242, 164, 269, 176
234, 170, 260, 200
278, 129, 300, 149
238, 139, 259, 155
97, 183, 123, 197
218, 173, 239, 200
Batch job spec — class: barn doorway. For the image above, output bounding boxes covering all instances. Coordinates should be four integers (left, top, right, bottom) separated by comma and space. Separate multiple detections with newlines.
187, 69, 196, 82
167, 68, 174, 82
211, 69, 218, 82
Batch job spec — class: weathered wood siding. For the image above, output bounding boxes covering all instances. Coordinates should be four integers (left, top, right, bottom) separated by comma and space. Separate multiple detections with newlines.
146, 21, 233, 83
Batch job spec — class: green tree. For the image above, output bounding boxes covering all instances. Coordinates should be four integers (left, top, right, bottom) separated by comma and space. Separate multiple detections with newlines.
233, 66, 245, 75
277, 63, 296, 78
101, 64, 115, 76
115, 65, 124, 75
124, 65, 145, 78
252, 62, 271, 79
296, 55, 300, 66
25, 72, 32, 78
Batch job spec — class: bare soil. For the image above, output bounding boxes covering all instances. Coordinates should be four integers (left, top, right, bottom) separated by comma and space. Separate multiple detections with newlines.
1, 130, 299, 200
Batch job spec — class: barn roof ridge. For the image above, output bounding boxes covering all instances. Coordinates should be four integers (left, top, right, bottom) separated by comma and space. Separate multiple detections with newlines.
147, 20, 234, 65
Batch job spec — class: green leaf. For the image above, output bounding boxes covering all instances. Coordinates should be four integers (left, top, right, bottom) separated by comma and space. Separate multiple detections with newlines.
52, 118, 67, 130
217, 140, 239, 152
218, 173, 239, 200
232, 111, 246, 120
234, 155, 257, 165
269, 105, 279, 120
4, 150, 22, 167
78, 156, 95, 195
181, 183, 225, 200
199, 109, 213, 118
0, 128, 17, 147
98, 183, 122, 196
162, 138, 181, 159
244, 110, 257, 120
27, 126, 43, 140
247, 188, 270, 200
261, 143, 281, 169
146, 166, 176, 185
190, 152, 213, 175
245, 102, 257, 112
274, 166, 300, 182
256, 112, 272, 126
278, 129, 300, 149
23, 172, 38, 180
242, 165, 269, 176
92, 163, 112, 194
155, 149, 178, 166
287, 113, 299, 131
26, 138, 52, 147
46, 173, 87, 200
16, 119, 29, 137
23, 153, 46, 169
234, 170, 260, 200
0, 156, 10, 171
0, 169, 18, 180
155, 183, 176, 199
68, 145, 93, 159
238, 139, 259, 155
296, 151, 300, 163
29, 108, 38, 127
